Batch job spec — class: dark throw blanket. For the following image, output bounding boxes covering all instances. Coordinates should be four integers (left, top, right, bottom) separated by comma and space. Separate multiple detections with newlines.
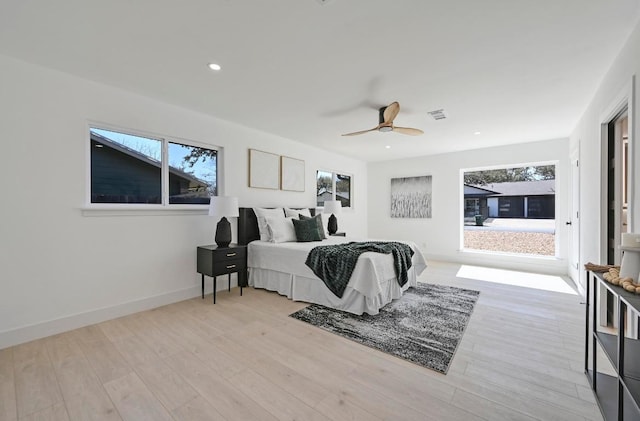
305, 241, 414, 298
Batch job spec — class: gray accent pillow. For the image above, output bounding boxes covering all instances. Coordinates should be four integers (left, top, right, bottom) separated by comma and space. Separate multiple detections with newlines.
299, 213, 326, 239
292, 218, 322, 242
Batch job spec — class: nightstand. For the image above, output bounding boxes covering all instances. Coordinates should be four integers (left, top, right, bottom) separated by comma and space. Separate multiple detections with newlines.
197, 244, 247, 304
330, 232, 346, 237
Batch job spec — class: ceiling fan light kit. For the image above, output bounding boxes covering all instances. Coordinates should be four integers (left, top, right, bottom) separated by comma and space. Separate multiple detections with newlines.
342, 101, 424, 137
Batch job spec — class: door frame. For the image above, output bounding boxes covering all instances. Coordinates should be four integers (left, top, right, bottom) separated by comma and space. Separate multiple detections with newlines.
599, 76, 635, 264
568, 141, 581, 293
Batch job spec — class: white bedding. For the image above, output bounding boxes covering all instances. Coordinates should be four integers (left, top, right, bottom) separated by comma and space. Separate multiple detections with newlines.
248, 236, 427, 314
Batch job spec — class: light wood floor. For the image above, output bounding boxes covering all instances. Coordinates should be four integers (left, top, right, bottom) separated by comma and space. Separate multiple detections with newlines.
0, 261, 601, 421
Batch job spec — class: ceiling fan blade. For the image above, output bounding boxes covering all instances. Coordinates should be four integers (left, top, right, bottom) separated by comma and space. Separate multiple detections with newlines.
392, 126, 424, 136
382, 101, 400, 124
341, 127, 379, 136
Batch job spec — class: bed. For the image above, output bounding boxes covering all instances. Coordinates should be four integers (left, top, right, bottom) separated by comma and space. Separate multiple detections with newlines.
238, 207, 427, 315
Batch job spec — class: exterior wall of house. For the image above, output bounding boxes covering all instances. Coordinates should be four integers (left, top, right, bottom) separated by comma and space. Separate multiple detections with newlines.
0, 53, 368, 349
488, 195, 555, 219
91, 139, 162, 203
527, 195, 555, 218
497, 196, 524, 218
464, 182, 555, 218
488, 197, 499, 217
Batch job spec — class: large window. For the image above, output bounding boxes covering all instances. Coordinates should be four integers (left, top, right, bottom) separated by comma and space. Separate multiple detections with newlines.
90, 127, 217, 205
462, 163, 556, 256
316, 170, 352, 208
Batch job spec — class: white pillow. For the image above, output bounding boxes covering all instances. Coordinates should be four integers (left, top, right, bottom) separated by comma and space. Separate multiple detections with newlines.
266, 216, 297, 243
253, 208, 284, 241
284, 208, 312, 218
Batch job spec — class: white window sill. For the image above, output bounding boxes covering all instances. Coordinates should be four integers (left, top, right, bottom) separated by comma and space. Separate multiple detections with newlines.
81, 205, 209, 217
458, 248, 561, 261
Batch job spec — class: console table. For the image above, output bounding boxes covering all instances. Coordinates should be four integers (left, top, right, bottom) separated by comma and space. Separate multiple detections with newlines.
585, 270, 640, 420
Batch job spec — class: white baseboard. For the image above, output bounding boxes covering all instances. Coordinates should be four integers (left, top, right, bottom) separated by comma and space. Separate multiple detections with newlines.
0, 286, 203, 350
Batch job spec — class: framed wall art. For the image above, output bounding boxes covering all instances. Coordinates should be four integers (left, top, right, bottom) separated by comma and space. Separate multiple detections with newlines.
248, 149, 280, 189
280, 155, 305, 192
390, 175, 432, 218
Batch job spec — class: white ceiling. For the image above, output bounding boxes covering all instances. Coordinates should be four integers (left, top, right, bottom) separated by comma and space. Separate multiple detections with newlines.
1, 0, 639, 161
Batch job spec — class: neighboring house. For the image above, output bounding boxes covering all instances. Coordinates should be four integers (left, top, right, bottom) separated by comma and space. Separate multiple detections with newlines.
336, 191, 350, 207
464, 180, 555, 219
317, 188, 350, 207
316, 188, 333, 205
463, 184, 498, 218
91, 132, 210, 204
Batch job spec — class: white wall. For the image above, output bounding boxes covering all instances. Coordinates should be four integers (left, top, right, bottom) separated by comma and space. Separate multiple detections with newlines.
570, 20, 640, 293
368, 138, 570, 275
0, 54, 367, 349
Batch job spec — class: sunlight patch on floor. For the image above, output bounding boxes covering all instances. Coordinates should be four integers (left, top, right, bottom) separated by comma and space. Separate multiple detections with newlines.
456, 265, 578, 295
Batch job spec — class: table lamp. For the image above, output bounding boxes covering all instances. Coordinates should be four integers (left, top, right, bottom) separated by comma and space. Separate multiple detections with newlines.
323, 200, 342, 235
208, 196, 239, 247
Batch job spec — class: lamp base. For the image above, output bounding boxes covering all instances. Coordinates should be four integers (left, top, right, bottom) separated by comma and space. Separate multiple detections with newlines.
327, 214, 338, 235
215, 217, 232, 248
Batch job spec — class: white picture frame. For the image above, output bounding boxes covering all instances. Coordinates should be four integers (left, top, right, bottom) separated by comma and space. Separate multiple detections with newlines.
280, 156, 305, 192
249, 149, 280, 189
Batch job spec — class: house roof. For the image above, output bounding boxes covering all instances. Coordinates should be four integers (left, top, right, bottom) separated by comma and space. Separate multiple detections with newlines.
469, 180, 555, 197
464, 185, 499, 195
91, 132, 208, 187
317, 188, 349, 201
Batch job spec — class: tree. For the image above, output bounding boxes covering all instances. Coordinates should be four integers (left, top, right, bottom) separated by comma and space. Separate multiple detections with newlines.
182, 147, 217, 167
464, 165, 555, 185
181, 147, 217, 196
336, 175, 350, 193
317, 174, 332, 194
534, 165, 556, 180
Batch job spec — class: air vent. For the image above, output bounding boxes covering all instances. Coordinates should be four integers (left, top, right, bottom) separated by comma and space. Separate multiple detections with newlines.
428, 109, 447, 120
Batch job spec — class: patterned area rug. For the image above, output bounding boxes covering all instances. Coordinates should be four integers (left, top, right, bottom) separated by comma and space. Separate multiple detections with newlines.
289, 283, 480, 374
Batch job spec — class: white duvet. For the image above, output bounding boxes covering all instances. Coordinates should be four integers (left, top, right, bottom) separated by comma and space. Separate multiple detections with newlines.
247, 236, 427, 314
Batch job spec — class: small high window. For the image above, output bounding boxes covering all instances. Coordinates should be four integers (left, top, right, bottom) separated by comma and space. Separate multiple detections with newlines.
316, 170, 352, 208
90, 127, 217, 205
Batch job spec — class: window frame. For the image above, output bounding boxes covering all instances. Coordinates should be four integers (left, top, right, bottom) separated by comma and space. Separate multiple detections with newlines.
84, 122, 220, 213
460, 160, 559, 258
316, 169, 353, 209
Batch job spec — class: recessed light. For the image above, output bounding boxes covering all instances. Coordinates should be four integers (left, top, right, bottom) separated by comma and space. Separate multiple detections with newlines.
385, 145, 391, 149
474, 131, 481, 135
208, 63, 221, 71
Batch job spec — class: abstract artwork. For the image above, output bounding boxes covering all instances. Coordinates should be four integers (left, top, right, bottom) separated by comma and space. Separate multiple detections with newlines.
390, 175, 432, 218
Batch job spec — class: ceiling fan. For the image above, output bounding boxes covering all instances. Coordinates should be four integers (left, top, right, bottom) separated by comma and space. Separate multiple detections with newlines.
342, 101, 424, 136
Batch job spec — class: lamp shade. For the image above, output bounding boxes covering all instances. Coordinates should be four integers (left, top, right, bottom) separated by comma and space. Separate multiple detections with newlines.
208, 196, 239, 218
323, 200, 342, 215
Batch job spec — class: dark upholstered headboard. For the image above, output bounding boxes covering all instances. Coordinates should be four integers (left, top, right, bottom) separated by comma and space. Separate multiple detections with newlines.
237, 208, 261, 245
237, 207, 316, 245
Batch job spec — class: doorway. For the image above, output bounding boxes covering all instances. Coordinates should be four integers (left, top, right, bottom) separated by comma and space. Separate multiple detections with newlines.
599, 106, 632, 335
605, 109, 629, 265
